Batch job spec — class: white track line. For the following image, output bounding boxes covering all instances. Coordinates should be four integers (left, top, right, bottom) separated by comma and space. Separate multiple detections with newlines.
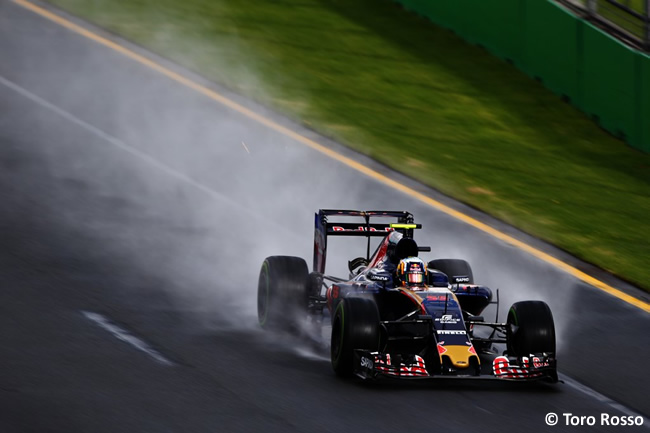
560, 374, 650, 426
82, 311, 175, 366
0, 73, 292, 236
0, 74, 241, 207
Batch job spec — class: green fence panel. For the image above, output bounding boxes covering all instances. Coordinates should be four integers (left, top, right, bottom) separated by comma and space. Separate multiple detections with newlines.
637, 53, 650, 151
523, 0, 581, 104
391, 0, 649, 151
396, 0, 455, 32
399, 0, 524, 63
396, 0, 522, 61
461, 0, 523, 63
396, 0, 443, 26
396, 0, 430, 16
582, 22, 638, 140
424, 0, 464, 34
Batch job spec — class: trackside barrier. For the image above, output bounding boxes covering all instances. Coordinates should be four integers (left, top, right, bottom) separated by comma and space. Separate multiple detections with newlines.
394, 0, 650, 152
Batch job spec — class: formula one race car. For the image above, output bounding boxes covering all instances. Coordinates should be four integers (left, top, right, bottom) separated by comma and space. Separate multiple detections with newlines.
257, 209, 558, 382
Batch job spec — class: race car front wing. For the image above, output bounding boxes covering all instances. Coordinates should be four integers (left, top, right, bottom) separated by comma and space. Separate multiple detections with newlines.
353, 350, 558, 382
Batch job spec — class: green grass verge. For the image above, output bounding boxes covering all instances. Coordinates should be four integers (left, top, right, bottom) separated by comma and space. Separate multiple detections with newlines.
46, 0, 650, 290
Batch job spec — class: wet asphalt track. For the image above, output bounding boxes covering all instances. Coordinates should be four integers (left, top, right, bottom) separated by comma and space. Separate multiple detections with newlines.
1, 1, 649, 431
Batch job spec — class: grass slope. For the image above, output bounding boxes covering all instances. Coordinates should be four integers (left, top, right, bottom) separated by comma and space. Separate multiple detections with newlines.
46, 0, 650, 290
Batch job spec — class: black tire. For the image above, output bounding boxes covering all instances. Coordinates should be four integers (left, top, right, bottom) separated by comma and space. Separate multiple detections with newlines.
331, 297, 380, 377
428, 259, 474, 284
257, 256, 308, 331
506, 301, 556, 357
307, 272, 323, 298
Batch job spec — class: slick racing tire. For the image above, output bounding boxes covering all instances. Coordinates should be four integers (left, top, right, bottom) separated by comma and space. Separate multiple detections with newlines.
506, 301, 556, 357
428, 259, 474, 284
331, 297, 380, 378
257, 256, 309, 331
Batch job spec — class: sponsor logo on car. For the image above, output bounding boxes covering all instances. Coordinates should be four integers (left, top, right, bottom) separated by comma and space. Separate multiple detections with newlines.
368, 273, 390, 282
360, 356, 374, 369
493, 356, 544, 379
435, 314, 459, 324
332, 226, 394, 232
532, 356, 550, 368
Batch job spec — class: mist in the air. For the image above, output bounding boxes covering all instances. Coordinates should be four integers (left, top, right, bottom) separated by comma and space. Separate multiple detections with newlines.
19, 7, 377, 337
21, 0, 582, 359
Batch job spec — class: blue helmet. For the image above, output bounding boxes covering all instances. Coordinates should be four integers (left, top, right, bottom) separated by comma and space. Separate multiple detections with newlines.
396, 257, 427, 287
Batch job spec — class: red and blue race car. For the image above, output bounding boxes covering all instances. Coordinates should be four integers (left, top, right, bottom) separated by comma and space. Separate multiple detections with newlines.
257, 209, 557, 382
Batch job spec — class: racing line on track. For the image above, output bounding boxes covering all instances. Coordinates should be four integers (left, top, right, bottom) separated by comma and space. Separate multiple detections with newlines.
0, 74, 295, 238
559, 375, 650, 426
82, 311, 176, 366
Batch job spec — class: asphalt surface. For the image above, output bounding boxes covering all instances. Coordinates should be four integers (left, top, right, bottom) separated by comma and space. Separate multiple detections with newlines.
1, 1, 649, 431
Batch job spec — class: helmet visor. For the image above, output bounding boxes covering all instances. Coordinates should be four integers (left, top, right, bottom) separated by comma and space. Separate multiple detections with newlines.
407, 271, 424, 285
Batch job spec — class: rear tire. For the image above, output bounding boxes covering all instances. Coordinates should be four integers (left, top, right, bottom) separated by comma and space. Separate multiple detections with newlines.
506, 301, 556, 357
331, 297, 380, 377
257, 256, 308, 331
428, 259, 474, 284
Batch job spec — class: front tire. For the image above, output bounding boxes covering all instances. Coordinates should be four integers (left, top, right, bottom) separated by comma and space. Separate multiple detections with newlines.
506, 301, 556, 357
257, 256, 308, 331
331, 297, 380, 377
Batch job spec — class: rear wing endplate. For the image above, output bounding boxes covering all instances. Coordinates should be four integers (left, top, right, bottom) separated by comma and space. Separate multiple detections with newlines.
313, 209, 423, 274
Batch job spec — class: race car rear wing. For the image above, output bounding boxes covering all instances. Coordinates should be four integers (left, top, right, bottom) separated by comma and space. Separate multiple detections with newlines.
314, 209, 424, 274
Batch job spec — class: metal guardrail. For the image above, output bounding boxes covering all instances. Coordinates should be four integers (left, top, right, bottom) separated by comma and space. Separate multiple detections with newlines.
560, 0, 650, 50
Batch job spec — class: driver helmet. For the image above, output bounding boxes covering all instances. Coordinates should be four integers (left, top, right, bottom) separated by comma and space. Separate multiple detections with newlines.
396, 257, 427, 287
